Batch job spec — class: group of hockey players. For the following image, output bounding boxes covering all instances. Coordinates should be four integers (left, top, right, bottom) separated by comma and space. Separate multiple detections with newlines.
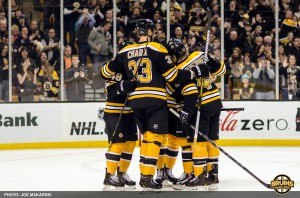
100, 19, 226, 191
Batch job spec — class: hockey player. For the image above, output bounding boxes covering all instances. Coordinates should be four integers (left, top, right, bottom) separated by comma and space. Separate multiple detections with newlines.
156, 38, 210, 190
101, 41, 138, 191
101, 19, 203, 190
183, 46, 226, 191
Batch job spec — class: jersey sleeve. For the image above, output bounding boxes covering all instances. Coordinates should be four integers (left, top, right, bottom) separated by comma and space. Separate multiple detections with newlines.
208, 56, 226, 76
180, 81, 198, 110
101, 55, 125, 80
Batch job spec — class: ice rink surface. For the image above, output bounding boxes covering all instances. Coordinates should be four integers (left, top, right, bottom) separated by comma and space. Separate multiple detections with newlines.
0, 147, 299, 192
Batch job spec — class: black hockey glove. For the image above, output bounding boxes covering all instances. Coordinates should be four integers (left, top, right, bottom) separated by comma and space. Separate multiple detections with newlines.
180, 107, 194, 128
192, 64, 210, 78
118, 80, 137, 94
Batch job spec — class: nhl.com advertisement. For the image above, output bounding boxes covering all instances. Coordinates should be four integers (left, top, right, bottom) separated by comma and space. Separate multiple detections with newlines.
0, 101, 300, 144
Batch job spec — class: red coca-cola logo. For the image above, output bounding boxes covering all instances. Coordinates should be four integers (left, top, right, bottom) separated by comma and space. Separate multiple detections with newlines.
220, 111, 239, 132
220, 111, 289, 131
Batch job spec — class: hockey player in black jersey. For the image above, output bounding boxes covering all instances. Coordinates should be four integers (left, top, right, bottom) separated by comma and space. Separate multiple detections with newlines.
101, 41, 138, 191
101, 19, 203, 190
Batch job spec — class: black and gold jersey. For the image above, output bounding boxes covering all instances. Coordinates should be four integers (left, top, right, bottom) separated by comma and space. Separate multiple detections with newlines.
102, 41, 193, 108
102, 68, 133, 114
176, 51, 226, 110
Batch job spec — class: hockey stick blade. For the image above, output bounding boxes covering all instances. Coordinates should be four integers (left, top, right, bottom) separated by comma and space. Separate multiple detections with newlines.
169, 108, 273, 189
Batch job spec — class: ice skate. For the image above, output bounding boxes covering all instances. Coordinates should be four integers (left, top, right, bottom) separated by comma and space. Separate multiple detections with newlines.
207, 164, 219, 190
140, 175, 163, 191
185, 172, 209, 191
117, 168, 136, 190
172, 172, 194, 190
103, 170, 125, 191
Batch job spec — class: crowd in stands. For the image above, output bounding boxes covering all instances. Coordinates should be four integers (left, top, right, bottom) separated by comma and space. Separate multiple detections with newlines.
0, 0, 300, 102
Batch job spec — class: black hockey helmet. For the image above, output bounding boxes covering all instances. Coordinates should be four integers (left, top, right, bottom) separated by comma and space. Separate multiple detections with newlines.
135, 19, 155, 36
167, 38, 186, 59
119, 40, 135, 50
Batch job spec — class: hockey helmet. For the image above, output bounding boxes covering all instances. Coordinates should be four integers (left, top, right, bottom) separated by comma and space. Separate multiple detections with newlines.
167, 38, 186, 59
135, 19, 155, 36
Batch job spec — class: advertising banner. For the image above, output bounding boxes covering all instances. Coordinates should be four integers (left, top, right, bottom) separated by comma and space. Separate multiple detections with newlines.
1, 101, 300, 145
220, 101, 300, 139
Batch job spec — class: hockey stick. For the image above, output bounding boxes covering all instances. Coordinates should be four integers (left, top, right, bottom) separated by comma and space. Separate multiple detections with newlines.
108, 40, 149, 148
170, 108, 273, 189
221, 108, 244, 111
194, 0, 212, 140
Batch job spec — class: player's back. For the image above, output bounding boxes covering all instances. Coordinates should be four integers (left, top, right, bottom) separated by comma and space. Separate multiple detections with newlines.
117, 41, 177, 108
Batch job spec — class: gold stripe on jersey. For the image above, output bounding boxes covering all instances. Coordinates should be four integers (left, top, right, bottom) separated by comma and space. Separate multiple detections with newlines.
128, 86, 167, 100
177, 51, 204, 70
166, 82, 175, 95
201, 89, 221, 105
181, 83, 198, 96
202, 89, 219, 97
211, 61, 226, 76
105, 102, 133, 114
102, 62, 115, 79
167, 96, 177, 108
128, 94, 166, 100
119, 42, 168, 54
162, 66, 179, 82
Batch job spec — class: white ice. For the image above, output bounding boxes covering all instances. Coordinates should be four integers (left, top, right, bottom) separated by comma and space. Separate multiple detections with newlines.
0, 147, 299, 191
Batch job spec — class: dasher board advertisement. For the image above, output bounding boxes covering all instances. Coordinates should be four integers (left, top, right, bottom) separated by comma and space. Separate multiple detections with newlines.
220, 101, 300, 139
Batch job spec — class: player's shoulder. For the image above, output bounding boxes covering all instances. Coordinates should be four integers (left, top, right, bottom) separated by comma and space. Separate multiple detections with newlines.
189, 51, 204, 59
118, 43, 143, 54
148, 42, 168, 53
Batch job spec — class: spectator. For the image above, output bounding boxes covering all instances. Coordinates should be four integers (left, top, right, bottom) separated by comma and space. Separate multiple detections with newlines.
87, 21, 112, 74
286, 36, 300, 65
0, 43, 8, 101
37, 53, 60, 101
224, 29, 243, 57
63, 45, 72, 70
75, 9, 95, 65
252, 55, 275, 100
11, 24, 19, 43
64, 0, 82, 53
279, 54, 300, 100
0, 19, 8, 44
41, 28, 60, 66
14, 26, 32, 49
64, 55, 89, 101
238, 74, 254, 100
15, 47, 37, 74
153, 29, 167, 47
16, 58, 39, 102
241, 52, 255, 81
29, 20, 45, 42
229, 47, 244, 97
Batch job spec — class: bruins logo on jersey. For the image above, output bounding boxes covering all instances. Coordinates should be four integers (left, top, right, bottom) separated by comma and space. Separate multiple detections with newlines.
43, 81, 52, 91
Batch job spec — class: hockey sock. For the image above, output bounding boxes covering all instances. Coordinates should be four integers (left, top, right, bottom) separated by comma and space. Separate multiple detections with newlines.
206, 140, 220, 172
192, 142, 208, 177
156, 135, 167, 169
105, 143, 124, 174
119, 141, 136, 173
165, 134, 179, 169
140, 139, 147, 175
143, 131, 164, 176
181, 145, 193, 174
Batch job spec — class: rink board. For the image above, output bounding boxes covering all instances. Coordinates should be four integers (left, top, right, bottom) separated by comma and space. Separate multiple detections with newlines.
0, 101, 300, 149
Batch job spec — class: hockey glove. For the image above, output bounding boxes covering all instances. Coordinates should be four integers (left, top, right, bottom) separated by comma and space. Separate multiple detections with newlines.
118, 80, 137, 94
180, 107, 194, 128
192, 64, 210, 78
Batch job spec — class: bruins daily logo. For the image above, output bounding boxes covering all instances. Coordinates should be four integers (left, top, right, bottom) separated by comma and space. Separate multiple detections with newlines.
271, 174, 294, 194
